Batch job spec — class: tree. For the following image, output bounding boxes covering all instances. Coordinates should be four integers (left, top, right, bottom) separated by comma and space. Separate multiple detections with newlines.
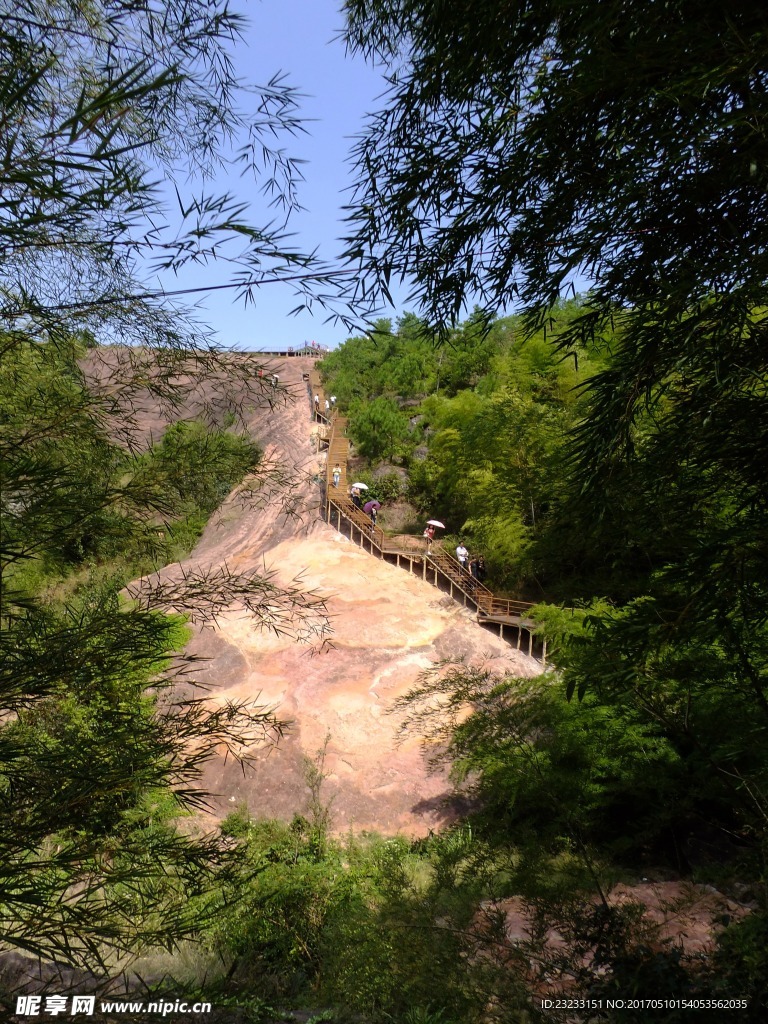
0, 1, 335, 968
342, 0, 768, 473
349, 395, 411, 462
342, 2, 768, 999
1, 0, 355, 347
342, 2, 768, 728
345, 1, 768, 293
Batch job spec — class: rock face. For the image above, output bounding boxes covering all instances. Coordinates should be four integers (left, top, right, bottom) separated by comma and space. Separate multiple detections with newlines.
169, 356, 541, 835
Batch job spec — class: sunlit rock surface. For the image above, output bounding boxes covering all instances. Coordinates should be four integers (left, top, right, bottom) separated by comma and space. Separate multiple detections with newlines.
171, 356, 541, 834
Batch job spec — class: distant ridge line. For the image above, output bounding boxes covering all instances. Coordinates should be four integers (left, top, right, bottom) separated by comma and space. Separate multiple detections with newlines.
242, 346, 329, 357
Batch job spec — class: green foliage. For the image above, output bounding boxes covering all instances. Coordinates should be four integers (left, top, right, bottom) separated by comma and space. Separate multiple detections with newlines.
322, 303, 599, 590
320, 317, 433, 405
394, 665, 689, 864
405, 318, 597, 587
0, 0, 344, 983
384, 661, 768, 1016
0, 0, 353, 346
710, 906, 768, 1017
340, 0, 768, 852
1, 338, 263, 599
146, 421, 260, 517
341, 0, 768, 911
211, 816, 349, 994
207, 817, 532, 1023
322, 311, 513, 409
0, 346, 290, 969
349, 396, 412, 462
0, 588, 242, 962
352, 471, 403, 505
343, 0, 768, 346
0, 336, 133, 573
337, 4, 768, 1006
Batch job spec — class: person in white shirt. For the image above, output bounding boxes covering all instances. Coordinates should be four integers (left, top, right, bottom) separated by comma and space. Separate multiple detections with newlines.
455, 542, 469, 569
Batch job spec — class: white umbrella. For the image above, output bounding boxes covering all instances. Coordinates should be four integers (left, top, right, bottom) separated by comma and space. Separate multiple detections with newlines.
351, 482, 369, 490
426, 519, 445, 528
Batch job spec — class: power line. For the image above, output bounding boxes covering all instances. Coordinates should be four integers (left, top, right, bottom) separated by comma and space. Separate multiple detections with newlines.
0, 267, 360, 318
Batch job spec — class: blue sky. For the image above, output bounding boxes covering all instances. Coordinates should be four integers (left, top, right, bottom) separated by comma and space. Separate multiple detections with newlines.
155, 1, 588, 353
156, 0, 397, 352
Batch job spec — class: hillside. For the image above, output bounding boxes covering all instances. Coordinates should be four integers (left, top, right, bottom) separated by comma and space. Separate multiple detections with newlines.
142, 355, 541, 833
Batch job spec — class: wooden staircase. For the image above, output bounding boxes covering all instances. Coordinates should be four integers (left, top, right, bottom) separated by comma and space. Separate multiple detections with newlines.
307, 371, 545, 662
425, 547, 490, 606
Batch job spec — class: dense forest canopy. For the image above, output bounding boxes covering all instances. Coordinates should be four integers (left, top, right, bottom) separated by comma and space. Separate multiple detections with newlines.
321, 303, 607, 592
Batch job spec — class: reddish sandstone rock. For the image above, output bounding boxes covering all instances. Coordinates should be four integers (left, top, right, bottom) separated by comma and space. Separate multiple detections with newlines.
127, 355, 541, 835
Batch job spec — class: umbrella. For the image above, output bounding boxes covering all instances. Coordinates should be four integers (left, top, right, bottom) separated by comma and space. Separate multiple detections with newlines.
351, 482, 369, 490
426, 519, 445, 528
363, 500, 381, 513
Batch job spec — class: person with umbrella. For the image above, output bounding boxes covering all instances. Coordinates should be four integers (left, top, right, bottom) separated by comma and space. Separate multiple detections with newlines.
364, 498, 381, 532
350, 482, 367, 509
423, 519, 444, 552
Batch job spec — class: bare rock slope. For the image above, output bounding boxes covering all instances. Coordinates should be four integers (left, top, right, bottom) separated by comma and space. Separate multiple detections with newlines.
175, 357, 541, 835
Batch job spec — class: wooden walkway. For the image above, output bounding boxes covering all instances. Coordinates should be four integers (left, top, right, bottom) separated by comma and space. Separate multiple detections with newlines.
310, 392, 546, 663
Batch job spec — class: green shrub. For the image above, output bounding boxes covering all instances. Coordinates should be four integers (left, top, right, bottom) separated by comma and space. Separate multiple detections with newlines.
208, 816, 357, 998
351, 470, 403, 505
207, 816, 532, 1022
393, 664, 690, 865
349, 397, 412, 462
148, 420, 261, 515
710, 906, 768, 1019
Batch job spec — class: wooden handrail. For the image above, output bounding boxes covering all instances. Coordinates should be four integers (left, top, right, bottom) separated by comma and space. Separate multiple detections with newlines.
427, 548, 493, 596
475, 594, 534, 616
328, 496, 386, 551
